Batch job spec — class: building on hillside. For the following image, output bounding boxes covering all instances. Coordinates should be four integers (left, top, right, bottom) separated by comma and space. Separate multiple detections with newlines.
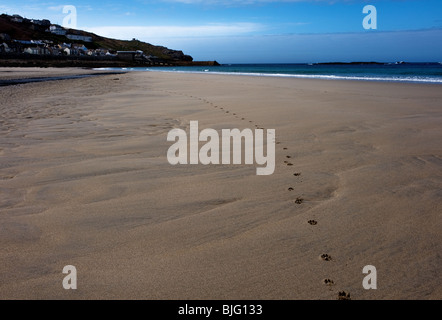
23, 47, 39, 55
29, 19, 50, 26
66, 34, 92, 42
47, 47, 62, 56
30, 19, 42, 25
0, 33, 11, 41
48, 25, 67, 36
11, 14, 23, 23
0, 43, 10, 53
117, 50, 144, 61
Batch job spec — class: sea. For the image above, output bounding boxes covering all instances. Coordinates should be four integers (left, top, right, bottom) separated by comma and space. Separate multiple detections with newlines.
97, 62, 442, 84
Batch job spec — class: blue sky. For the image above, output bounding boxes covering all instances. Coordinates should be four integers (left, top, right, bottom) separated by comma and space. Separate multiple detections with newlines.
1, 0, 442, 63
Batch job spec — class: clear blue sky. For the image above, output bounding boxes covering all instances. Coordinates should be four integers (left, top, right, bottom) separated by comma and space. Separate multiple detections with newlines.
1, 0, 442, 63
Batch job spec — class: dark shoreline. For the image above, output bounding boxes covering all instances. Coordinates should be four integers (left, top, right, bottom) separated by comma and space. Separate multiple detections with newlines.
0, 71, 126, 87
0, 54, 220, 68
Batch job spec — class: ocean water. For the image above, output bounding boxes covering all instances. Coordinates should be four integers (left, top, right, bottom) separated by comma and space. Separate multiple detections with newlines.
96, 62, 442, 83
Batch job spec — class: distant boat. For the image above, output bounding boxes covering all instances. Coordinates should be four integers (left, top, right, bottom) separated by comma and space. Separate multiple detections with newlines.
395, 61, 405, 65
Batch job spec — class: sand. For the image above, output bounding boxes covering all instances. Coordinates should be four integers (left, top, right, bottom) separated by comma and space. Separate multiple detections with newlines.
0, 67, 122, 80
0, 68, 441, 300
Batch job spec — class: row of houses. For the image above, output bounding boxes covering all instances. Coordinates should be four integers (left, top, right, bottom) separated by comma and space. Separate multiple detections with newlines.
10, 14, 50, 26
1, 14, 168, 64
47, 25, 92, 42
0, 37, 166, 65
0, 36, 116, 57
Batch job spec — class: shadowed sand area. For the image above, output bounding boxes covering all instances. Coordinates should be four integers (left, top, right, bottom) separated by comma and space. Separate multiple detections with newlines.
0, 68, 441, 299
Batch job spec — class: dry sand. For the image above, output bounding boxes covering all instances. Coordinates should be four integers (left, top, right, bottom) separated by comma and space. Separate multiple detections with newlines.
0, 68, 441, 300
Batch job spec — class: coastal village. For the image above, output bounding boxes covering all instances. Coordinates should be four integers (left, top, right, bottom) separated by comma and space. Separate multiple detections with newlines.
1, 15, 119, 58
0, 13, 207, 66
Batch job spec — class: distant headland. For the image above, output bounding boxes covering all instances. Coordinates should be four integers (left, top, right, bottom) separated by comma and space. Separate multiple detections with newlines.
0, 13, 220, 68
313, 62, 384, 65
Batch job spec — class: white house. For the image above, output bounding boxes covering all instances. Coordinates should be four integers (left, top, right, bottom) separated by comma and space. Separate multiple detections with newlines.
24, 47, 39, 55
11, 14, 23, 23
66, 34, 92, 42
0, 43, 10, 53
49, 25, 67, 36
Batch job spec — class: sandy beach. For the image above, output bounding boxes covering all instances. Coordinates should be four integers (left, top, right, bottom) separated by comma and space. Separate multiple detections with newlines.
0, 68, 441, 300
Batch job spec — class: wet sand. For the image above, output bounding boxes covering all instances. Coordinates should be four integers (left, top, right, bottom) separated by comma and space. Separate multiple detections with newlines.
0, 68, 441, 299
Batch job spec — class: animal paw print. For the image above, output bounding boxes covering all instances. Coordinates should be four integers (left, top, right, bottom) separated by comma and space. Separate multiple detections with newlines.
337, 291, 351, 300
323, 279, 334, 286
320, 254, 332, 261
